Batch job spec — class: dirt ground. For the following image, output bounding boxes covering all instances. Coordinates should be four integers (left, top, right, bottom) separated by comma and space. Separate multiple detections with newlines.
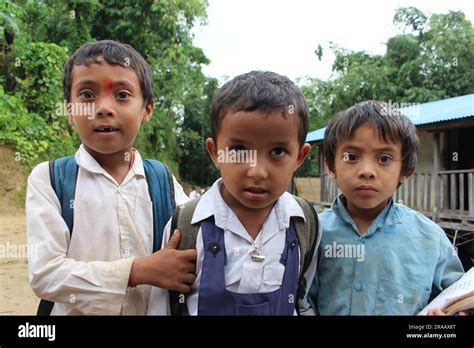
0, 209, 39, 315
0, 146, 38, 314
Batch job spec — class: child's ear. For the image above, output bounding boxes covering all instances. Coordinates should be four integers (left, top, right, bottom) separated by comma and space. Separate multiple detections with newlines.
65, 100, 74, 125
325, 160, 337, 180
205, 138, 220, 168
142, 99, 154, 123
295, 143, 311, 169
399, 175, 407, 184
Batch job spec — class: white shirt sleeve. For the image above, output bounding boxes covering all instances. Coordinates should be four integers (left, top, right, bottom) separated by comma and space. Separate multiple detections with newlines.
297, 222, 322, 316
172, 175, 190, 206
26, 163, 133, 315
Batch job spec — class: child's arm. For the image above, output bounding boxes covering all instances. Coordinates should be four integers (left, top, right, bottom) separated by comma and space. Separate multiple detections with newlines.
298, 222, 322, 315
27, 166, 130, 314
27, 163, 195, 315
432, 229, 464, 291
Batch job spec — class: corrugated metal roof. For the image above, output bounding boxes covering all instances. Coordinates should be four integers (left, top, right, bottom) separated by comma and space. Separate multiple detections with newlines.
306, 94, 474, 143
306, 127, 326, 143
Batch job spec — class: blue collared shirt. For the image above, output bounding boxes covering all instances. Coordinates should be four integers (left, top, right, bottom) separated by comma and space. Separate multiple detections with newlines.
311, 194, 464, 315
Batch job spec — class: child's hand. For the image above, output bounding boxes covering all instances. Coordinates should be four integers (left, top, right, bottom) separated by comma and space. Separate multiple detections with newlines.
427, 308, 470, 316
131, 230, 197, 292
427, 308, 446, 316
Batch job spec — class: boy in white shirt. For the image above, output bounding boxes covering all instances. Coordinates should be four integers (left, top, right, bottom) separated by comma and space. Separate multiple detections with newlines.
26, 40, 196, 315
148, 71, 321, 315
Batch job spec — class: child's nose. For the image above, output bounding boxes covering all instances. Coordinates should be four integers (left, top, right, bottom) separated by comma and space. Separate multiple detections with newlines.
95, 97, 115, 118
358, 160, 376, 179
246, 163, 268, 181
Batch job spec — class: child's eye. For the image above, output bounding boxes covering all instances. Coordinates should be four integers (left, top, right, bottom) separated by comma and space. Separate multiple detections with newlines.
343, 152, 358, 162
378, 155, 393, 164
116, 91, 131, 99
79, 90, 95, 99
270, 147, 287, 157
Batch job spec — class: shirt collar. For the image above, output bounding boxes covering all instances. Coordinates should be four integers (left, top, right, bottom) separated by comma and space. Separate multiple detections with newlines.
75, 144, 145, 178
191, 178, 305, 233
332, 193, 400, 236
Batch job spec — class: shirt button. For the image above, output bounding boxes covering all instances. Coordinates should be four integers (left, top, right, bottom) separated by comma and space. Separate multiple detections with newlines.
359, 238, 366, 244
123, 246, 130, 256
354, 283, 363, 292
209, 242, 220, 253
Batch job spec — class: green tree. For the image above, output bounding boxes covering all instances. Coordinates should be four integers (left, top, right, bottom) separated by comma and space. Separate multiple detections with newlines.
178, 76, 219, 186
303, 7, 474, 121
2, 0, 212, 176
300, 7, 474, 177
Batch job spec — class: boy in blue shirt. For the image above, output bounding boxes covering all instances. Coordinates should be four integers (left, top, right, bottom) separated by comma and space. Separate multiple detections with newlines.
310, 100, 464, 315
148, 71, 320, 315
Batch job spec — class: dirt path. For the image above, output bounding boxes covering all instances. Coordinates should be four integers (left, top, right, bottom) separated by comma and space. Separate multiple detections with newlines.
0, 210, 39, 315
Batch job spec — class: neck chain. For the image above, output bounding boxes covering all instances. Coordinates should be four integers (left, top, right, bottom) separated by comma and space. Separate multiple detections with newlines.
250, 215, 270, 262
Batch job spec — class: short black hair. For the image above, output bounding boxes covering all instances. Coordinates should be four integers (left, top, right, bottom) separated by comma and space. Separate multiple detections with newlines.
324, 100, 419, 177
210, 71, 309, 146
63, 40, 153, 105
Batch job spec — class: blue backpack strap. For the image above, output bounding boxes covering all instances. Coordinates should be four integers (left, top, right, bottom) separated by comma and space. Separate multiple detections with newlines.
143, 159, 175, 252
39, 156, 78, 316
49, 156, 79, 234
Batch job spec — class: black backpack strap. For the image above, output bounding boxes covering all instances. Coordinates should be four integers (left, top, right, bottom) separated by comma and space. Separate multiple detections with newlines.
169, 197, 202, 315
163, 164, 176, 210
169, 205, 185, 316
37, 298, 55, 316
292, 196, 320, 315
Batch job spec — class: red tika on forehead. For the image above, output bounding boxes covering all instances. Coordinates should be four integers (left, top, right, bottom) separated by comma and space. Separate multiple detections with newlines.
100, 78, 114, 97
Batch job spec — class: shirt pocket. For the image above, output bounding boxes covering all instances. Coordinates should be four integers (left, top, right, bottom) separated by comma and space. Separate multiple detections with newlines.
260, 263, 285, 292
374, 278, 431, 315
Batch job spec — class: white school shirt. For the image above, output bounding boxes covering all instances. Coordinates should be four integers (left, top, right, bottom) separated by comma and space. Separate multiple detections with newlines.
26, 144, 189, 315
147, 178, 321, 315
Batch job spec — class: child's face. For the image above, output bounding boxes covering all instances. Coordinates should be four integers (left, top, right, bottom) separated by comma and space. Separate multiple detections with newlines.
206, 110, 311, 212
327, 124, 406, 215
68, 57, 153, 156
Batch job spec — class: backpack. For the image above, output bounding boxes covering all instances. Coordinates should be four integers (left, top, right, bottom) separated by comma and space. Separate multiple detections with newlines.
168, 195, 319, 315
36, 155, 175, 316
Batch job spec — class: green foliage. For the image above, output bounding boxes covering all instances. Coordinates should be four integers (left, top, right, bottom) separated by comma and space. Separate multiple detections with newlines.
305, 8, 474, 115
0, 86, 77, 170
1, 2, 79, 170
300, 7, 474, 177
178, 77, 220, 186
13, 42, 68, 118
0, 0, 21, 35
18, 0, 100, 52
393, 6, 427, 35
297, 78, 333, 177
1, 0, 210, 180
